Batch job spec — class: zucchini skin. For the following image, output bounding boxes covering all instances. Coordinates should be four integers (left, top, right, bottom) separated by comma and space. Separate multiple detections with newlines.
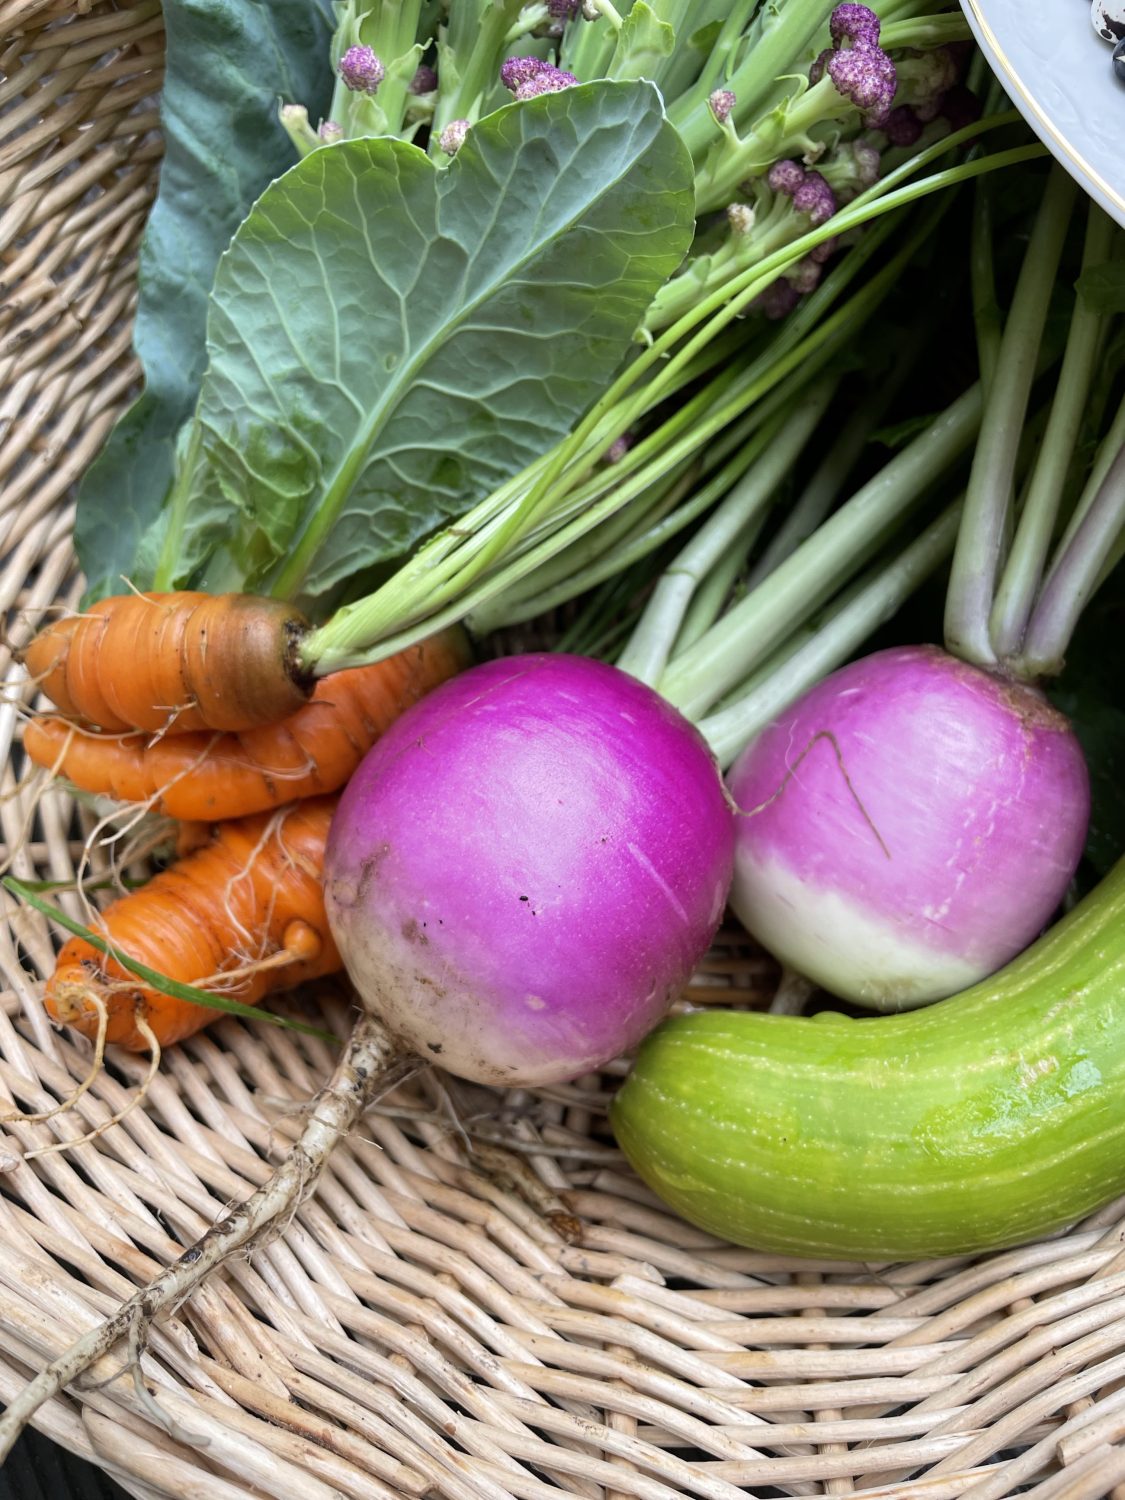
611, 858, 1125, 1261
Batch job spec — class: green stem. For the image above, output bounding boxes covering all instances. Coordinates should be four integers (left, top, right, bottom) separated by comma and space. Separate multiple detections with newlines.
742, 335, 925, 590
878, 14, 972, 46
153, 421, 203, 591
943, 163, 1077, 670
970, 178, 1001, 397
559, 3, 620, 78
486, 456, 701, 613
1047, 370, 1125, 566
617, 379, 835, 687
698, 501, 963, 765
674, 524, 757, 655
430, 0, 524, 144
658, 381, 982, 719
669, 0, 792, 156
1018, 416, 1125, 678
989, 201, 1115, 663
470, 456, 701, 630
474, 415, 778, 632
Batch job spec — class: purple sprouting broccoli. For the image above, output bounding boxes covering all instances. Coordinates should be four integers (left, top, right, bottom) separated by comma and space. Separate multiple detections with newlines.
500, 55, 578, 99
792, 170, 837, 225
883, 104, 923, 147
339, 45, 385, 95
766, 160, 836, 225
829, 4, 881, 49
605, 433, 634, 464
318, 119, 344, 143
410, 65, 438, 95
516, 66, 578, 99
439, 118, 471, 156
808, 234, 839, 265
826, 44, 897, 125
787, 257, 823, 294
755, 279, 802, 320
767, 158, 806, 197
500, 55, 548, 91
549, 0, 582, 15
709, 88, 737, 125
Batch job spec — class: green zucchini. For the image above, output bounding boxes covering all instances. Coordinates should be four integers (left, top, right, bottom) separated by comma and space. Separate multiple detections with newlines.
610, 857, 1125, 1261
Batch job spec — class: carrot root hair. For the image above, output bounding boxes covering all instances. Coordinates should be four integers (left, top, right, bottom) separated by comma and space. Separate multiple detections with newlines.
0, 987, 110, 1126
22, 1015, 162, 1162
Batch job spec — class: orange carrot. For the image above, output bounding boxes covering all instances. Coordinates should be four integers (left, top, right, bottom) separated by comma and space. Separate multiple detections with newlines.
45, 797, 341, 1051
24, 629, 470, 820
21, 592, 313, 733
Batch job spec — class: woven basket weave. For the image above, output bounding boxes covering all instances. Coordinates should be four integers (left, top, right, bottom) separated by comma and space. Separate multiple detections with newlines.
5, 8, 1125, 1498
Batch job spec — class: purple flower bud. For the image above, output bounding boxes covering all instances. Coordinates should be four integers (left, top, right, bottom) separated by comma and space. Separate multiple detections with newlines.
940, 82, 983, 134
549, 0, 582, 14
605, 433, 634, 464
826, 44, 897, 123
410, 65, 438, 95
726, 202, 755, 235
808, 235, 839, 264
792, 170, 837, 225
787, 257, 823, 295
513, 65, 578, 100
883, 104, 923, 147
500, 55, 548, 91
767, 158, 806, 197
809, 47, 833, 86
709, 88, 737, 125
339, 45, 385, 95
318, 119, 344, 143
829, 3, 881, 49
439, 118, 471, 156
755, 280, 802, 320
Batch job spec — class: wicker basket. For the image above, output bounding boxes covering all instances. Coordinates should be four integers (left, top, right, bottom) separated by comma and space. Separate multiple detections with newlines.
4, 8, 1125, 1498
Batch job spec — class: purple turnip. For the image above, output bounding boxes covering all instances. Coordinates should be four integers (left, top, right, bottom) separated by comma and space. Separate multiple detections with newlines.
325, 653, 735, 1084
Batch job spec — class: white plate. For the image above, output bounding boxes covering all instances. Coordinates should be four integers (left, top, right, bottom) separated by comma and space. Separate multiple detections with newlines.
959, 0, 1125, 227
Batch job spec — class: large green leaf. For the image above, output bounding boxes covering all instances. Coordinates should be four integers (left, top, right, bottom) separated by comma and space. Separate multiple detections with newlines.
74, 0, 335, 601
151, 80, 695, 609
